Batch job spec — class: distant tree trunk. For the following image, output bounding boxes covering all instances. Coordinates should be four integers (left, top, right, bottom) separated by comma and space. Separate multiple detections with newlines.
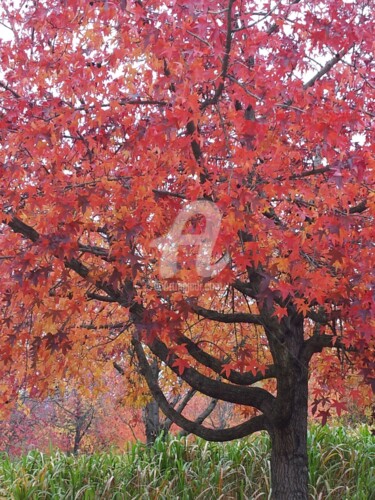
269, 373, 309, 499
71, 407, 94, 455
73, 422, 82, 455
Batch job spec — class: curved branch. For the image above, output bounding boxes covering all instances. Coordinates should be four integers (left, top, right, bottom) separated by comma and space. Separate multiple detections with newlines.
145, 335, 275, 414
133, 336, 268, 441
178, 335, 276, 385
301, 334, 357, 363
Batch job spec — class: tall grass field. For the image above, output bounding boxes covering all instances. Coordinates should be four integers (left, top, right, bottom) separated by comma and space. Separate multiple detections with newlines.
0, 426, 374, 499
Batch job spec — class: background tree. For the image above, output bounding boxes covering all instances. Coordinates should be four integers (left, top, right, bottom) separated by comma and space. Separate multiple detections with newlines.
0, 1, 373, 498
0, 372, 145, 455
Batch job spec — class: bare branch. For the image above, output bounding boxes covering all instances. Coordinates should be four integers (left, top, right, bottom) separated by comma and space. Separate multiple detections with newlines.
152, 189, 186, 199
303, 47, 352, 90
226, 74, 262, 101
186, 29, 212, 48
232, 3, 278, 33
162, 388, 197, 433
113, 361, 125, 375
191, 303, 263, 325
118, 98, 167, 106
0, 81, 21, 99
174, 388, 197, 414
289, 167, 331, 180
179, 397, 218, 437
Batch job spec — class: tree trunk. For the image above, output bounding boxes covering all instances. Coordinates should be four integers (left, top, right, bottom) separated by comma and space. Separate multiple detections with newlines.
143, 399, 160, 445
269, 375, 309, 500
143, 358, 161, 445
73, 423, 82, 455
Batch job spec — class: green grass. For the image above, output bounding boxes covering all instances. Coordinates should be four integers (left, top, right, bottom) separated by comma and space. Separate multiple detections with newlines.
0, 426, 373, 499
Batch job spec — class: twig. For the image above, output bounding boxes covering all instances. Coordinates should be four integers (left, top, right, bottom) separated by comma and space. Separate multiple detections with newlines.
200, 0, 236, 110
0, 81, 21, 99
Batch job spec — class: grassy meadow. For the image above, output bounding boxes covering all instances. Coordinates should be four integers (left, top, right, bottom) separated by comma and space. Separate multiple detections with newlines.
0, 425, 374, 499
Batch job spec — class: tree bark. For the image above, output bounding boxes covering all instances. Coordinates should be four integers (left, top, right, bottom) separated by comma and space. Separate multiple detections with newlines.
73, 424, 82, 455
269, 374, 309, 500
143, 359, 160, 445
143, 399, 160, 445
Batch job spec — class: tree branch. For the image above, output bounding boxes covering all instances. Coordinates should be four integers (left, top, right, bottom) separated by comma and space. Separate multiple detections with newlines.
113, 361, 125, 375
118, 98, 167, 106
289, 167, 331, 180
0, 81, 21, 99
86, 292, 117, 303
152, 189, 186, 199
7, 216, 39, 242
162, 388, 197, 432
177, 334, 276, 385
179, 397, 218, 437
5, 216, 123, 303
349, 200, 367, 214
186, 120, 203, 163
133, 335, 268, 441
303, 47, 352, 90
78, 244, 111, 259
200, 0, 235, 110
191, 303, 263, 325
144, 335, 275, 413
301, 334, 357, 363
306, 309, 329, 324
232, 3, 278, 33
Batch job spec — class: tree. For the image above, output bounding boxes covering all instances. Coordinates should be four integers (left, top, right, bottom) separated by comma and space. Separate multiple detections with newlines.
0, 372, 145, 455
0, 0, 373, 497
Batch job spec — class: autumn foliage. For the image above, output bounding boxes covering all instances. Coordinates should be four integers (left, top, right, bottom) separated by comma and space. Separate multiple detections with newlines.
0, 0, 374, 496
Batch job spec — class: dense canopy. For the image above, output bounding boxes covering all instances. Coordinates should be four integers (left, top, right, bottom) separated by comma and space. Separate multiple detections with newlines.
0, 1, 374, 496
